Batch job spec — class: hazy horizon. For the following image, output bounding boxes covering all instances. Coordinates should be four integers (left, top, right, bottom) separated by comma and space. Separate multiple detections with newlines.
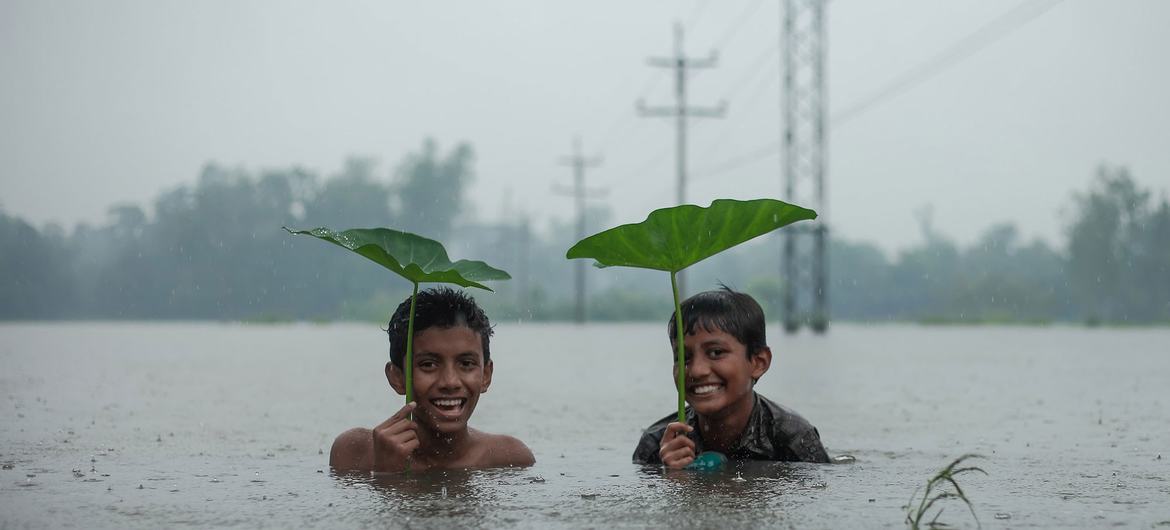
3, 0, 1168, 253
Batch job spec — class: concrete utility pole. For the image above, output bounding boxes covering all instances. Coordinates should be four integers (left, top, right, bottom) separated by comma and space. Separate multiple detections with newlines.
555, 136, 604, 324
515, 213, 531, 316
639, 21, 726, 299
781, 0, 829, 334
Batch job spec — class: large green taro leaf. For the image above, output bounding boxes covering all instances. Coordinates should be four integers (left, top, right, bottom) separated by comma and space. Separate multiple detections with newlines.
565, 198, 817, 272
283, 227, 511, 290
565, 198, 816, 428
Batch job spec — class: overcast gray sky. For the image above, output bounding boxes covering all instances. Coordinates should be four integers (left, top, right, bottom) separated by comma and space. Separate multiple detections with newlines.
2, 0, 1167, 252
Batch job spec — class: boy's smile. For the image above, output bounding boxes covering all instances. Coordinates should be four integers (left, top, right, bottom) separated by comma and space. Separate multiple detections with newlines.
675, 326, 769, 420
391, 325, 492, 434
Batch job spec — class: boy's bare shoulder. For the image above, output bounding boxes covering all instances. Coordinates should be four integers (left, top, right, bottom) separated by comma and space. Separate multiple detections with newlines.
474, 431, 535, 467
330, 427, 374, 472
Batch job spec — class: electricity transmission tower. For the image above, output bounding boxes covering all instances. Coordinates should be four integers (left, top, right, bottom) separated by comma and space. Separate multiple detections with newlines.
638, 21, 726, 298
555, 136, 604, 324
781, 0, 829, 333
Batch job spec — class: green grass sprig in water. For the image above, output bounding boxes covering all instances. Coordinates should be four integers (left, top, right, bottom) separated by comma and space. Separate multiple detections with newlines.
566, 198, 816, 423
905, 454, 987, 530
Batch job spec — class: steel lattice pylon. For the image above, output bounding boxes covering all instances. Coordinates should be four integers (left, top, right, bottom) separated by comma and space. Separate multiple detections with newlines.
782, 0, 828, 334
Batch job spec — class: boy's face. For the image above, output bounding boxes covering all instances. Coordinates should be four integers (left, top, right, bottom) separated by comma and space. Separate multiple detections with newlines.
673, 326, 770, 419
387, 325, 493, 434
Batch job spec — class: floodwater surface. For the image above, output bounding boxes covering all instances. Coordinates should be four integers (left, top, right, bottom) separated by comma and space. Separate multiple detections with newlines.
1, 322, 1168, 528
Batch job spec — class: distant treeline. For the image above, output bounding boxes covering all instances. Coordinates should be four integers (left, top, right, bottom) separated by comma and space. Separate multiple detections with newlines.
2, 142, 1167, 324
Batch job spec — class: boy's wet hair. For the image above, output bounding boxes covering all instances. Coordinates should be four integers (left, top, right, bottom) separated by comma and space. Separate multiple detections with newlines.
667, 286, 767, 357
387, 286, 493, 368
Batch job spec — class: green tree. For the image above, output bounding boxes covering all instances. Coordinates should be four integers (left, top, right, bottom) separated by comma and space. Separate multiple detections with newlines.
0, 209, 75, 318
393, 140, 474, 241
304, 157, 393, 229
1066, 165, 1168, 322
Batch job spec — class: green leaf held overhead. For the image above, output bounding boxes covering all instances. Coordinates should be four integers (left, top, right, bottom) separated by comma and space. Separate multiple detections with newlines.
283, 227, 511, 290
565, 198, 816, 426
565, 198, 817, 272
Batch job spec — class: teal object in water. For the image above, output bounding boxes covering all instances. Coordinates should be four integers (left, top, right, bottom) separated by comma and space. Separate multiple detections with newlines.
686, 451, 728, 471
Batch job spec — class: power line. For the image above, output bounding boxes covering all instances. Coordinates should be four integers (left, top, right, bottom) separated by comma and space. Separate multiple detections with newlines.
592, 73, 664, 155
683, 0, 715, 32
832, 0, 1065, 127
638, 21, 727, 207
696, 140, 781, 181
710, 0, 768, 54
719, 41, 781, 103
597, 2, 768, 193
638, 21, 726, 298
591, 0, 718, 154
690, 0, 1067, 181
697, 68, 781, 163
699, 50, 782, 159
598, 0, 767, 158
554, 136, 605, 324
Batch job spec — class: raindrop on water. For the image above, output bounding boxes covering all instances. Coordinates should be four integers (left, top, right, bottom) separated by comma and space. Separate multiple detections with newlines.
831, 454, 856, 464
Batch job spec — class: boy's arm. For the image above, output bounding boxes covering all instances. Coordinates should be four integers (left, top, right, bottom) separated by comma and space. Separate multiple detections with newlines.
631, 430, 663, 464
486, 434, 535, 467
330, 403, 419, 473
371, 402, 420, 472
787, 427, 831, 463
657, 423, 697, 469
330, 428, 374, 471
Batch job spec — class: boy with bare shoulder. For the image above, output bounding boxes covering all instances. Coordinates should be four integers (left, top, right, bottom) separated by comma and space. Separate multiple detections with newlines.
330, 287, 534, 472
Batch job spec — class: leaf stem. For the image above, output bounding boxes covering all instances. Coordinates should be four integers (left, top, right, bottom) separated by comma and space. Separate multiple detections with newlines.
671, 271, 686, 424
405, 281, 418, 411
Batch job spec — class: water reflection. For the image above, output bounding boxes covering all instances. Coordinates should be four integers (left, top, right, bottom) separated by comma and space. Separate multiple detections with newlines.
7, 323, 1167, 528
323, 461, 830, 527
332, 467, 523, 521
546, 461, 825, 527
639, 460, 827, 509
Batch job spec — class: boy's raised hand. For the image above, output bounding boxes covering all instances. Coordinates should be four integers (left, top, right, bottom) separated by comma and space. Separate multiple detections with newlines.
659, 422, 696, 469
372, 402, 419, 472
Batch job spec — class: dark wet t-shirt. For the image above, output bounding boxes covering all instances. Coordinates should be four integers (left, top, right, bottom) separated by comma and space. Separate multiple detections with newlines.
632, 392, 830, 464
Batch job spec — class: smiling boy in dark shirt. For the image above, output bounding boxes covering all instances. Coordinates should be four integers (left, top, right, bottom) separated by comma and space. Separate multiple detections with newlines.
632, 288, 830, 467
